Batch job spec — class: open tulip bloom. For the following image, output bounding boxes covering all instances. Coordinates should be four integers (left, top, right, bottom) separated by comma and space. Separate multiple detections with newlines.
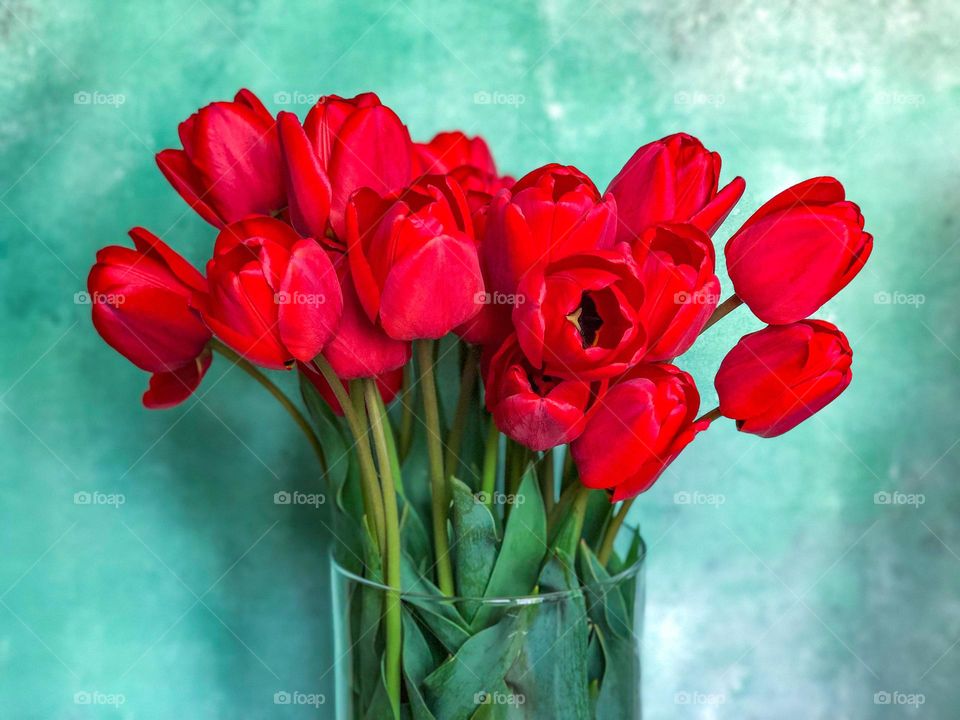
89, 89, 871, 719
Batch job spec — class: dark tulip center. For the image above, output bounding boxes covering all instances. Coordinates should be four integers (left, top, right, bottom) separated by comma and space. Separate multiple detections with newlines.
567, 293, 603, 348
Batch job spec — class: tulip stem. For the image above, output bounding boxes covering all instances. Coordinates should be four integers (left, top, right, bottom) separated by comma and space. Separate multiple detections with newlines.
597, 498, 636, 566
696, 407, 723, 424
397, 364, 415, 462
209, 339, 327, 473
445, 345, 479, 485
480, 416, 499, 507
363, 380, 403, 716
416, 340, 455, 596
702, 294, 743, 332
311, 357, 386, 554
541, 449, 556, 513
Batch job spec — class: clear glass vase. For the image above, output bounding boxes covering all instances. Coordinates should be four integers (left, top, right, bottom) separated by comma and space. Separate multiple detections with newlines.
330, 547, 645, 719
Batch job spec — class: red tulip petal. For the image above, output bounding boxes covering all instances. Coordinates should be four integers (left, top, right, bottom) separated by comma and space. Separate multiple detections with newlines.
142, 349, 212, 409
155, 149, 224, 228
277, 240, 343, 362
279, 111, 332, 241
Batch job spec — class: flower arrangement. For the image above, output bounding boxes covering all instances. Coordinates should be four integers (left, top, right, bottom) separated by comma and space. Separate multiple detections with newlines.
88, 89, 871, 719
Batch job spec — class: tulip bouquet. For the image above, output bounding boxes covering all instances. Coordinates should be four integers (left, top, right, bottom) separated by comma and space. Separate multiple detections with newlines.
88, 89, 871, 719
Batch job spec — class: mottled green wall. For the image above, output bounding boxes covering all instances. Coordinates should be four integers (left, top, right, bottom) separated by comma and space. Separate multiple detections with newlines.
0, 1, 957, 718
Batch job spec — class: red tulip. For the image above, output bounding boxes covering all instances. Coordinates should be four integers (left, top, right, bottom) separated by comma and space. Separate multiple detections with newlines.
280, 92, 416, 243
629, 223, 720, 361
512, 248, 646, 380
572, 364, 708, 501
298, 361, 403, 417
414, 131, 514, 211
196, 217, 343, 370
714, 320, 853, 437
606, 133, 745, 241
88, 227, 212, 408
320, 260, 411, 379
725, 177, 873, 324
483, 164, 617, 300
484, 335, 599, 451
156, 89, 284, 228
346, 174, 484, 341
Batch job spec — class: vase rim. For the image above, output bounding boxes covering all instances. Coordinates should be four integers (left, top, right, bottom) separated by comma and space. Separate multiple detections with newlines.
330, 531, 646, 604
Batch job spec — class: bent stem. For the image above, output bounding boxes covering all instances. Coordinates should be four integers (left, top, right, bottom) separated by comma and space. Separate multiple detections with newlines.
311, 357, 386, 554
702, 294, 743, 333
363, 380, 402, 716
696, 407, 723, 424
416, 339, 455, 596
597, 497, 636, 566
209, 339, 327, 473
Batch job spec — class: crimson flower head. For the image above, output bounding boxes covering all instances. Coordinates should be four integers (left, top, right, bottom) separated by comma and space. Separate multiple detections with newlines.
414, 131, 514, 210
725, 177, 873, 324
196, 217, 343, 370
513, 248, 646, 380
607, 133, 745, 241
156, 89, 284, 228
88, 228, 211, 408
714, 320, 853, 437
346, 174, 484, 341
571, 364, 708, 501
629, 223, 720, 361
279, 92, 416, 243
484, 335, 599, 452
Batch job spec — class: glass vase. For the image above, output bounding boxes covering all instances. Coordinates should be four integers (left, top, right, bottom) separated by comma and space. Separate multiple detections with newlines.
330, 547, 645, 719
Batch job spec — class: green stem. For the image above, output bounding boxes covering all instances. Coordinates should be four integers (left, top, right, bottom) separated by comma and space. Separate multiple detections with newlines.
210, 339, 327, 472
311, 357, 386, 553
597, 498, 635, 566
480, 416, 499, 507
444, 345, 479, 484
696, 407, 723, 424
540, 450, 556, 514
415, 340, 455, 596
702, 294, 743, 333
363, 380, 402, 715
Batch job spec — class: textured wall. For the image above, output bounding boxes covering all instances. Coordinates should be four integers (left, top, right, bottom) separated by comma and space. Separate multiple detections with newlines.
1, 0, 958, 717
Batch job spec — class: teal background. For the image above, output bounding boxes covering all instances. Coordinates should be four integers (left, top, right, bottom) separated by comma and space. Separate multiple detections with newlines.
1, 1, 958, 717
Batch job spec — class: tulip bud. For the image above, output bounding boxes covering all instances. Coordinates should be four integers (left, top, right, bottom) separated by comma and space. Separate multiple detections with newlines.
513, 248, 647, 380
346, 174, 484, 341
156, 89, 284, 228
714, 320, 853, 437
88, 228, 212, 408
606, 133, 745, 241
414, 131, 514, 212
197, 217, 343, 370
484, 335, 598, 451
630, 223, 720, 361
571, 363, 708, 501
725, 177, 872, 324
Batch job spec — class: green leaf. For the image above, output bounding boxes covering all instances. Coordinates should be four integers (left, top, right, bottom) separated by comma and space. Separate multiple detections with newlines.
399, 495, 431, 570
354, 517, 385, 707
505, 549, 591, 719
581, 491, 613, 548
400, 552, 472, 653
423, 609, 529, 720
471, 467, 547, 631
450, 477, 499, 618
594, 624, 641, 720
578, 541, 631, 640
403, 610, 439, 720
